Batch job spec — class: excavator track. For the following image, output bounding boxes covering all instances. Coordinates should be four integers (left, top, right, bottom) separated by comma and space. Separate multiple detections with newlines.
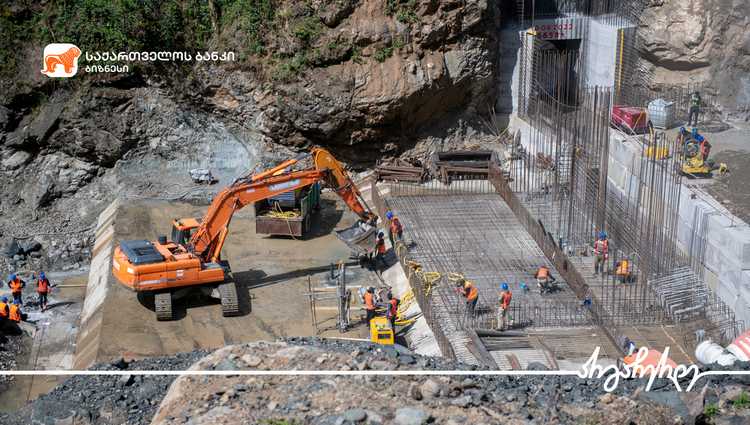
219, 281, 240, 317
154, 292, 173, 321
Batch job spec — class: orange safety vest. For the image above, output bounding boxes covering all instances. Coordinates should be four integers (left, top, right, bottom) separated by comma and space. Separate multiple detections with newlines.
594, 239, 608, 256
500, 291, 512, 309
375, 239, 386, 254
9, 304, 20, 322
364, 292, 375, 310
617, 260, 629, 276
0, 301, 8, 318
465, 282, 478, 301
37, 278, 50, 293
536, 267, 549, 279
9, 278, 23, 293
390, 218, 402, 234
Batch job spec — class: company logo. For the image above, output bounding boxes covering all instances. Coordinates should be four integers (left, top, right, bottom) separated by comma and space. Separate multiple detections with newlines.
41, 43, 81, 78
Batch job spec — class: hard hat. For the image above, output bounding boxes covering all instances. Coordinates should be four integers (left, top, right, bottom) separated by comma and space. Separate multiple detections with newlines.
691, 128, 698, 136
385, 211, 394, 220
1, 297, 7, 302
378, 231, 384, 238
40, 272, 46, 279
501, 283, 509, 290
13, 299, 20, 304
680, 127, 686, 133
696, 135, 705, 142
368, 287, 374, 293
9, 273, 16, 281
599, 231, 607, 239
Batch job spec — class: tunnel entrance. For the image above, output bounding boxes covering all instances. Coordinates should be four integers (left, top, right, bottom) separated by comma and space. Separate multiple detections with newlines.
532, 38, 582, 109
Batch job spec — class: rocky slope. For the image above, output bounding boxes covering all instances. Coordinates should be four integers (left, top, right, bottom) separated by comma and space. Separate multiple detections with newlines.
640, 0, 750, 119
2, 338, 750, 425
0, 0, 501, 275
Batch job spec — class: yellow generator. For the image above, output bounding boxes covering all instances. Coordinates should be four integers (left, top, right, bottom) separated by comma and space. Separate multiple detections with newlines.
370, 316, 394, 345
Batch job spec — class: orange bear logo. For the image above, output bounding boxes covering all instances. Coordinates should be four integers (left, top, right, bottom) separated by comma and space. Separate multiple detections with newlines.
41, 43, 81, 77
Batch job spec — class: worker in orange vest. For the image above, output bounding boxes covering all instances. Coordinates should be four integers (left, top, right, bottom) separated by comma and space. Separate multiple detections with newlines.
456, 279, 479, 318
37, 271, 51, 311
593, 231, 609, 276
0, 296, 9, 320
7, 273, 26, 305
614, 259, 631, 283
386, 292, 399, 331
9, 299, 22, 323
534, 266, 557, 294
497, 283, 512, 330
385, 210, 403, 247
372, 232, 387, 273
363, 287, 376, 325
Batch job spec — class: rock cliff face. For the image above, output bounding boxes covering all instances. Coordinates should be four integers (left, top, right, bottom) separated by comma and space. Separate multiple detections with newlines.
640, 0, 750, 118
0, 0, 500, 273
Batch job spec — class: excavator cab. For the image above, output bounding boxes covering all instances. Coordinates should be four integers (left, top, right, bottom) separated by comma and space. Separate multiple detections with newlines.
171, 218, 200, 246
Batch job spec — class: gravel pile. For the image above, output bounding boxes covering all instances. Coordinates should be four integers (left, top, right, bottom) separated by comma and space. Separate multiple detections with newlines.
0, 351, 208, 425
0, 333, 27, 389
1, 338, 749, 425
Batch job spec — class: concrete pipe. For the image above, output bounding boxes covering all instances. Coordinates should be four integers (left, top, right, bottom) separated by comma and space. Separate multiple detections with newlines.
727, 330, 750, 362
695, 340, 737, 366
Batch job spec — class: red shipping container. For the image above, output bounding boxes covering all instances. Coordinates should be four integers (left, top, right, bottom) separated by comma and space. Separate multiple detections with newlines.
611, 105, 649, 134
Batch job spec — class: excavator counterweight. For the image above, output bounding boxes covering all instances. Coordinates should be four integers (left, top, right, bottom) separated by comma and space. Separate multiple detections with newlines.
112, 147, 377, 320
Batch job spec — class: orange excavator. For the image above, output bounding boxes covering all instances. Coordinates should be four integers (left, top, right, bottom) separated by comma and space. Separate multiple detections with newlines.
112, 148, 377, 320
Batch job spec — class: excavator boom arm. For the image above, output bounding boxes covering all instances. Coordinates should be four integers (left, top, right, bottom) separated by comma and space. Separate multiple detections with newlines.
189, 148, 375, 261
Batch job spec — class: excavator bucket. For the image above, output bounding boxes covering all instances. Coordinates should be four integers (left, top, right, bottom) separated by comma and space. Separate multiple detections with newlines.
335, 220, 377, 253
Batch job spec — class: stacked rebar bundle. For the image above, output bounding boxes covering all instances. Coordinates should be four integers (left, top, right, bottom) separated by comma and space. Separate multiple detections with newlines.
375, 162, 427, 183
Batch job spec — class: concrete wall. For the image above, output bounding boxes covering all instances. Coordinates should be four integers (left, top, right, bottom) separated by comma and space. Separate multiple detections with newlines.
583, 18, 620, 88
607, 131, 750, 326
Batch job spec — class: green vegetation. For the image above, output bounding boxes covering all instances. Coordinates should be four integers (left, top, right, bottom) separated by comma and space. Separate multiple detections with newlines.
703, 403, 719, 418
351, 45, 363, 64
221, 0, 275, 55
273, 52, 309, 82
374, 37, 405, 63
292, 16, 324, 46
385, 0, 419, 24
733, 391, 750, 409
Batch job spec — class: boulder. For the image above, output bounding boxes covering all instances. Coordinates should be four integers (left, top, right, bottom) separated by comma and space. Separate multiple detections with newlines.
3, 238, 23, 258
1, 150, 32, 169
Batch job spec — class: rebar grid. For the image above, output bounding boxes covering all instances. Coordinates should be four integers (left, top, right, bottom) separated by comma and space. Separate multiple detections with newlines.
388, 193, 586, 329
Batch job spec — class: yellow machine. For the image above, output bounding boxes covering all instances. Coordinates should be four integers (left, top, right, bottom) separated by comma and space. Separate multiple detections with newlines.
677, 129, 728, 178
369, 316, 394, 345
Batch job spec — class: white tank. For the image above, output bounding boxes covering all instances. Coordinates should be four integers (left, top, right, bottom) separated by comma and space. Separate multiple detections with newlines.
727, 330, 750, 362
695, 340, 737, 366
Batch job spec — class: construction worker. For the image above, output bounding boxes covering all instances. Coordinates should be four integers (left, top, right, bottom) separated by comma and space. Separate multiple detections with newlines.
497, 283, 512, 330
698, 136, 711, 161
0, 296, 9, 320
614, 259, 631, 283
534, 266, 556, 294
456, 278, 479, 318
372, 232, 387, 273
364, 287, 376, 325
386, 292, 399, 331
37, 272, 51, 311
9, 299, 22, 323
7, 273, 25, 305
593, 231, 608, 276
385, 210, 403, 247
688, 91, 701, 127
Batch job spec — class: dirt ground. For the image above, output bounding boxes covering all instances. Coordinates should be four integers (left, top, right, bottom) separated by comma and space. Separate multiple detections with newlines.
701, 121, 750, 224
81, 193, 381, 366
